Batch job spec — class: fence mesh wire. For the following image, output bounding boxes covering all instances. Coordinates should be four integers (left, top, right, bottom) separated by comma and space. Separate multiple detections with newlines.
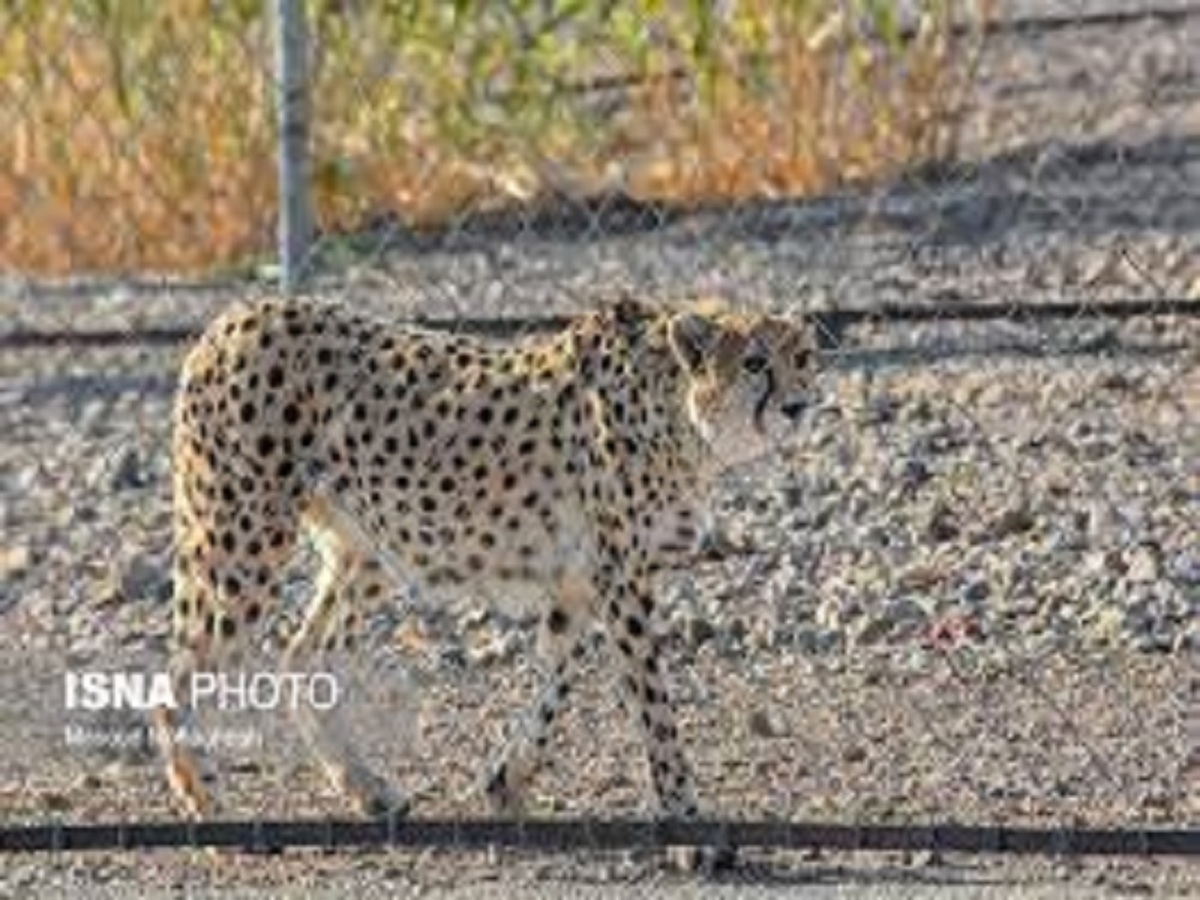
0, 0, 1196, 887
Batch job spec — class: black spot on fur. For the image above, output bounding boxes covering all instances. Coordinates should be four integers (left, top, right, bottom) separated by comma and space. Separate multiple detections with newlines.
547, 607, 570, 634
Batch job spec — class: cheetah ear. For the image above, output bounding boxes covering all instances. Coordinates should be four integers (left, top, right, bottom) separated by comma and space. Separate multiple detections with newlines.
669, 313, 720, 373
612, 295, 649, 326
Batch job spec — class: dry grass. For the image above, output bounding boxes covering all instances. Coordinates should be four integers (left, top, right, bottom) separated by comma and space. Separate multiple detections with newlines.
0, 1, 987, 276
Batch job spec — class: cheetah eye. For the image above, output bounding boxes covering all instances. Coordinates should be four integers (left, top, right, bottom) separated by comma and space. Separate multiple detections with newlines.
742, 353, 769, 374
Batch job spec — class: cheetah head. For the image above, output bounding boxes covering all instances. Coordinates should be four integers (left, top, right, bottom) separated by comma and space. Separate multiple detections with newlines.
668, 306, 819, 467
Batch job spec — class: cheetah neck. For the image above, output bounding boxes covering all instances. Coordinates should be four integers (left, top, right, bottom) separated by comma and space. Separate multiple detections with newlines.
569, 314, 711, 480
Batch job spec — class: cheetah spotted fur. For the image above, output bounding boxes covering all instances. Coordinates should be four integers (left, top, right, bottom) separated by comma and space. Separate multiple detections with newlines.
157, 296, 818, 821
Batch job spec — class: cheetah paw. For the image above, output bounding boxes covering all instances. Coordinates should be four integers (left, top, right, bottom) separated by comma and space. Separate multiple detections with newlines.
483, 763, 526, 817
336, 766, 410, 819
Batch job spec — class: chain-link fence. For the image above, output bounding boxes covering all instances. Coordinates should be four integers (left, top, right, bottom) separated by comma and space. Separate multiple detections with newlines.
0, 1, 1197, 893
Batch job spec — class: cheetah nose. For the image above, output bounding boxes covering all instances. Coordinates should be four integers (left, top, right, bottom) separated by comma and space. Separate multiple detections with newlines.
780, 398, 807, 421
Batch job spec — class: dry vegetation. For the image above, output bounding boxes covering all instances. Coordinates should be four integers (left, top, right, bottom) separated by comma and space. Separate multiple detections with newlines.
0, 0, 986, 275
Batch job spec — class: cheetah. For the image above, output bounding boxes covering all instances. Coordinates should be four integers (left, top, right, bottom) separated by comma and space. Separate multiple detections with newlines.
156, 295, 818, 821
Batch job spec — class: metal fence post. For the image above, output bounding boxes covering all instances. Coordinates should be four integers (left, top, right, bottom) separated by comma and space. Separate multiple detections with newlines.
273, 0, 313, 293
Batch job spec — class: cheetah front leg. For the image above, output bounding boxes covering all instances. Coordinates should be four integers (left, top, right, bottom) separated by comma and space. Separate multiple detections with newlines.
596, 562, 699, 819
484, 630, 604, 815
283, 532, 409, 818
484, 574, 601, 815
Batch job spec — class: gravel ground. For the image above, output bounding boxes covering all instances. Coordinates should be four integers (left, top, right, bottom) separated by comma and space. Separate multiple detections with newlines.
1, 849, 1199, 900
1, 3, 1198, 898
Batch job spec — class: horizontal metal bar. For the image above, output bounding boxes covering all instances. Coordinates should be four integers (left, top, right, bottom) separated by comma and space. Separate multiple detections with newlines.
974, 3, 1200, 39
0, 298, 1195, 351
1, 816, 1195, 857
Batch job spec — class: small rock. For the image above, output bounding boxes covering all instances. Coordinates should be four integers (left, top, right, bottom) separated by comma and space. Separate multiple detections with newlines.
437, 644, 467, 670
106, 446, 147, 491
460, 608, 490, 630
781, 479, 807, 510
0, 543, 33, 579
683, 615, 717, 648
1088, 549, 1128, 577
13, 465, 41, 493
1098, 371, 1135, 392
791, 627, 839, 655
905, 397, 935, 423
985, 504, 1036, 541
961, 575, 991, 604
39, 792, 72, 812
911, 848, 943, 868
71, 504, 102, 525
747, 707, 785, 739
926, 611, 985, 648
925, 502, 960, 543
469, 630, 521, 667
1172, 626, 1196, 653
899, 457, 933, 492
898, 565, 942, 592
864, 393, 899, 424
108, 553, 171, 604
1091, 607, 1127, 644
1133, 631, 1175, 654
892, 600, 926, 628
697, 528, 744, 561
843, 745, 868, 764
750, 621, 777, 651
853, 615, 893, 645
1079, 439, 1117, 461
1169, 551, 1200, 586
1125, 546, 1161, 584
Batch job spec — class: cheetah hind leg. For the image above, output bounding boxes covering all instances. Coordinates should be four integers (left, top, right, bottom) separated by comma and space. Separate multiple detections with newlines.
155, 554, 260, 821
284, 538, 410, 819
153, 644, 218, 819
